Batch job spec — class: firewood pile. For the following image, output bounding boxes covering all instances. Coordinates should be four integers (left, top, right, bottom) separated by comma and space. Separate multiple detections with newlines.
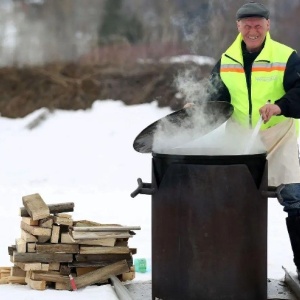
1, 193, 139, 291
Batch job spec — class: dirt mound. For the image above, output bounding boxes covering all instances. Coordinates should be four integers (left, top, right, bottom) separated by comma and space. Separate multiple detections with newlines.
0, 62, 212, 118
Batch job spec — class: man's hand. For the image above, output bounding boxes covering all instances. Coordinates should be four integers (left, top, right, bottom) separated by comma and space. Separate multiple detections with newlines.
259, 103, 281, 123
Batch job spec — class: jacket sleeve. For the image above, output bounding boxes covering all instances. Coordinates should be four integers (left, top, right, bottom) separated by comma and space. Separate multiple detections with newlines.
274, 51, 300, 118
207, 59, 231, 103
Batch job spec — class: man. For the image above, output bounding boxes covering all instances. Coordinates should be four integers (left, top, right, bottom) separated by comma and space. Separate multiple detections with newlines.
208, 2, 300, 277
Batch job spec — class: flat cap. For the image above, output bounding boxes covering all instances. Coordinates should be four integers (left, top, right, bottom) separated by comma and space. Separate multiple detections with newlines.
236, 2, 270, 20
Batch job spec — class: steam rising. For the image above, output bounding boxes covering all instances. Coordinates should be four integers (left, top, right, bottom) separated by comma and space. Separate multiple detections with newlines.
152, 70, 266, 156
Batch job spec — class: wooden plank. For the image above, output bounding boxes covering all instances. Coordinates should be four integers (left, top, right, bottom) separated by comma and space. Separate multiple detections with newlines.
75, 253, 132, 262
74, 260, 129, 290
16, 238, 26, 253
14, 262, 42, 271
50, 225, 60, 244
36, 243, 79, 254
73, 226, 141, 232
78, 238, 116, 247
20, 202, 74, 217
72, 231, 132, 240
76, 267, 99, 276
30, 271, 69, 283
22, 193, 50, 221
79, 246, 130, 255
39, 216, 53, 228
25, 276, 46, 290
21, 229, 38, 242
13, 252, 73, 263
21, 221, 51, 236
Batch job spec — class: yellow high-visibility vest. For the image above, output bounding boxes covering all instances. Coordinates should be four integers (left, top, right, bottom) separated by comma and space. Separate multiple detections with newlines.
220, 32, 294, 130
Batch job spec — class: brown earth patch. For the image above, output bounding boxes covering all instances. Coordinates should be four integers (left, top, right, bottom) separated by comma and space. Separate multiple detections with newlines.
0, 62, 212, 118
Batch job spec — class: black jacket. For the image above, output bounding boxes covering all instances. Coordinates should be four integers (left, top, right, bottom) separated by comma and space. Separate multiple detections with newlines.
209, 43, 300, 119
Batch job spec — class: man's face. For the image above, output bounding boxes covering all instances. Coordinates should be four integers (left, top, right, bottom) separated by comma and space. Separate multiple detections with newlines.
237, 17, 270, 52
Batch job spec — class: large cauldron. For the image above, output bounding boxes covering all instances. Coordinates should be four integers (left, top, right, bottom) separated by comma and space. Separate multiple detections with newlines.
132, 152, 268, 300
131, 102, 270, 300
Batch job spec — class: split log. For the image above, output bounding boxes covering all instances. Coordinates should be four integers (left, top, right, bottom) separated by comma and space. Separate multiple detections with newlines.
22, 193, 50, 220
20, 202, 74, 217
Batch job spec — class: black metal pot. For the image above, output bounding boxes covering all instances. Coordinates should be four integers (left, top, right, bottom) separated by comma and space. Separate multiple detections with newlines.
132, 151, 269, 300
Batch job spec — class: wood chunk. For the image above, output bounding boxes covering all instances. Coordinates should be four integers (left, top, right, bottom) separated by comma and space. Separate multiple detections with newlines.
22, 217, 39, 226
61, 232, 75, 244
21, 229, 38, 242
20, 202, 74, 217
79, 246, 130, 255
72, 231, 132, 240
11, 266, 26, 277
39, 216, 53, 228
21, 221, 51, 237
121, 266, 135, 281
49, 262, 60, 271
74, 259, 129, 289
22, 193, 50, 221
36, 243, 79, 254
25, 276, 46, 290
53, 216, 73, 226
13, 252, 73, 263
16, 238, 26, 253
51, 225, 60, 244
27, 243, 36, 253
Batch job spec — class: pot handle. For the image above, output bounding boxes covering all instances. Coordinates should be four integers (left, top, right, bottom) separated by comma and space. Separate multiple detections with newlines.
131, 178, 155, 198
262, 186, 280, 199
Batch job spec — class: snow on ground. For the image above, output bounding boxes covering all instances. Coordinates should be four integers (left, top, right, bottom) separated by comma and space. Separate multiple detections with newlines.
0, 99, 296, 299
